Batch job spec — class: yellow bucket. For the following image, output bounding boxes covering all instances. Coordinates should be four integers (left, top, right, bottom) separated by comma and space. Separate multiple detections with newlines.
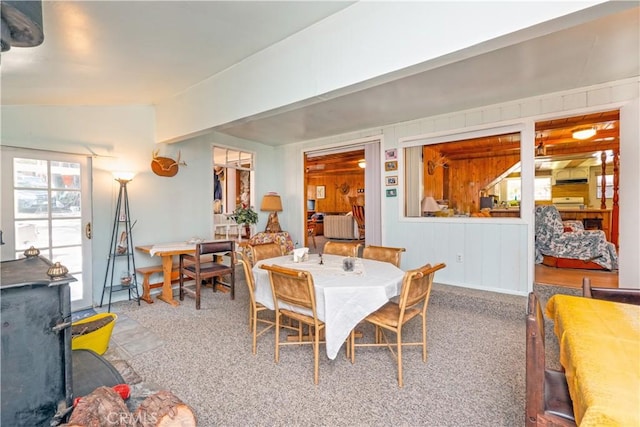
71, 312, 117, 355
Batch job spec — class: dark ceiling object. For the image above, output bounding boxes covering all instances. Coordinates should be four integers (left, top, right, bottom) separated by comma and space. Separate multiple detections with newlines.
1, 0, 44, 52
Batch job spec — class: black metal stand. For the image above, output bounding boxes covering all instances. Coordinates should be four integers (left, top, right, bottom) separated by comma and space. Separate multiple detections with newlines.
100, 178, 140, 311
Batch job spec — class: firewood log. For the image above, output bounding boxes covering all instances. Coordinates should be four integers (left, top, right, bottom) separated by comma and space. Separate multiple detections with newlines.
133, 390, 196, 427
63, 386, 130, 427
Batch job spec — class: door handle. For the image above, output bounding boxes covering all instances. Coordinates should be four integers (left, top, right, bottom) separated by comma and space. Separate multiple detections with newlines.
85, 222, 92, 239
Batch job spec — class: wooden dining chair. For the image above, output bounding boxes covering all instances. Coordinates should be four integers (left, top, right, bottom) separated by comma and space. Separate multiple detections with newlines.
582, 277, 640, 305
179, 240, 235, 309
307, 218, 317, 249
322, 241, 361, 257
260, 263, 325, 385
525, 292, 576, 427
238, 253, 275, 354
352, 262, 445, 387
249, 242, 283, 266
362, 245, 406, 268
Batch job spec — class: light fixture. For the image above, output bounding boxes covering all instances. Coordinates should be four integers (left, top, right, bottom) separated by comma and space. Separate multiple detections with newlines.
572, 127, 596, 140
535, 141, 546, 157
112, 171, 136, 183
358, 159, 366, 169
421, 196, 440, 217
1, 1, 44, 52
261, 193, 283, 233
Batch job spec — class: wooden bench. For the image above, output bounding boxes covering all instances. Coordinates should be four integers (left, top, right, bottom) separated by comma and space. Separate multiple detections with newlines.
526, 292, 575, 426
136, 264, 182, 304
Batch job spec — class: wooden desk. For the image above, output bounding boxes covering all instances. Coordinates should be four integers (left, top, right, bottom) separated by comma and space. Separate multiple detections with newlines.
545, 294, 640, 426
135, 243, 196, 306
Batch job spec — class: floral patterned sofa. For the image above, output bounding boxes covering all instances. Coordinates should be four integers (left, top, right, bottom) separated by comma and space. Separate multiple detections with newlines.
240, 231, 295, 265
534, 205, 618, 270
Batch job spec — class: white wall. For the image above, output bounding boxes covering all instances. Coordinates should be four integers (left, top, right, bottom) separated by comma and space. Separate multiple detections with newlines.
2, 80, 637, 304
1, 105, 279, 305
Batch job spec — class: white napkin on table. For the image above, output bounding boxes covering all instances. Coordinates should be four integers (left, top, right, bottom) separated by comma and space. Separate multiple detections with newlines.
292, 247, 309, 263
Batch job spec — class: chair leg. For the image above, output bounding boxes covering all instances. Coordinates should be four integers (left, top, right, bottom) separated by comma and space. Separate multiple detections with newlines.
195, 273, 201, 310
422, 315, 427, 362
178, 259, 184, 301
314, 326, 320, 385
252, 309, 258, 355
230, 269, 235, 300
397, 329, 403, 387
274, 313, 280, 363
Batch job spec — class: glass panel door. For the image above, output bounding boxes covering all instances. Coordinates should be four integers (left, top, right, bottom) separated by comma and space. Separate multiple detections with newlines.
1, 147, 92, 310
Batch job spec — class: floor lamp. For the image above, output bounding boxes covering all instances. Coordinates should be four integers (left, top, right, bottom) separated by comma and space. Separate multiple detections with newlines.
100, 172, 141, 311
261, 193, 283, 233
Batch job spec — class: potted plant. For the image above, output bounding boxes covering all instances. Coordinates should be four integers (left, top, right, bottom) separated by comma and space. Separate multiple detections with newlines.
231, 205, 258, 238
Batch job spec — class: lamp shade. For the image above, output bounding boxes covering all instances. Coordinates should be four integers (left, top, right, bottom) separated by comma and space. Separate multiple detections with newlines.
421, 196, 440, 213
261, 193, 283, 212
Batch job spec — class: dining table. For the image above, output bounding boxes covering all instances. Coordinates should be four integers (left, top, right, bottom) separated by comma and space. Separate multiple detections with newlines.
135, 242, 197, 306
545, 294, 640, 426
252, 253, 405, 360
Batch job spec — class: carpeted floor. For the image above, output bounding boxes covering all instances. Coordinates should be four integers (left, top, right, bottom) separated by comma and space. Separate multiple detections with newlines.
104, 269, 561, 427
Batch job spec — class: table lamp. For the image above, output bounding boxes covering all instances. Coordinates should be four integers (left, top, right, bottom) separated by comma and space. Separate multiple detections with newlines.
421, 196, 440, 217
261, 193, 283, 233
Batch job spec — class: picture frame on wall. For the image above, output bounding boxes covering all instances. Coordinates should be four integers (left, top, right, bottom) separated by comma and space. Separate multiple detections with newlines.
384, 161, 398, 171
385, 148, 397, 160
316, 185, 325, 199
386, 188, 397, 197
385, 176, 398, 186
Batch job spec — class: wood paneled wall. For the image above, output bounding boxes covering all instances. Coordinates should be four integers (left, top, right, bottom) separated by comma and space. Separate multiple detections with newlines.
424, 150, 520, 213
308, 172, 364, 213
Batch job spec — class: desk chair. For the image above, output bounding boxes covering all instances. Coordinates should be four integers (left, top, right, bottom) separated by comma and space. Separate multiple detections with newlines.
323, 241, 361, 257
362, 245, 406, 268
179, 240, 235, 309
260, 263, 324, 385
353, 262, 445, 387
582, 277, 640, 305
525, 292, 576, 426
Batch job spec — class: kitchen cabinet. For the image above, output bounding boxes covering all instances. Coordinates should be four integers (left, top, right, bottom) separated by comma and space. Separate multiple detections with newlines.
553, 167, 588, 182
307, 184, 316, 200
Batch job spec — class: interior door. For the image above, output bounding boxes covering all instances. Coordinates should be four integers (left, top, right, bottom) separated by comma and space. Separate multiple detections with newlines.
1, 146, 93, 310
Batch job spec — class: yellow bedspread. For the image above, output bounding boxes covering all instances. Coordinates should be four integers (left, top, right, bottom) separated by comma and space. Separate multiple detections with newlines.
546, 294, 640, 426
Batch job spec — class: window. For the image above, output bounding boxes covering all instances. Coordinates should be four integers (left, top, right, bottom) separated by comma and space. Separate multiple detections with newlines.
403, 129, 522, 217
596, 174, 614, 199
506, 177, 551, 202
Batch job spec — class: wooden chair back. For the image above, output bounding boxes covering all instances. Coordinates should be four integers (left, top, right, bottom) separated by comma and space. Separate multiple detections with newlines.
582, 277, 640, 305
238, 252, 257, 302
323, 241, 360, 257
398, 263, 445, 317
525, 292, 576, 426
260, 264, 317, 314
179, 240, 235, 309
362, 245, 406, 268
250, 242, 283, 265
351, 204, 365, 237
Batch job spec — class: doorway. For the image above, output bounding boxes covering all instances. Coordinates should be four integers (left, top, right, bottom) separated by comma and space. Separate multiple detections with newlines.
1, 147, 93, 309
533, 110, 620, 287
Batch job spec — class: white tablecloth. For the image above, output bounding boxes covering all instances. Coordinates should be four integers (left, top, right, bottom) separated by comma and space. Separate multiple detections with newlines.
253, 254, 404, 359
